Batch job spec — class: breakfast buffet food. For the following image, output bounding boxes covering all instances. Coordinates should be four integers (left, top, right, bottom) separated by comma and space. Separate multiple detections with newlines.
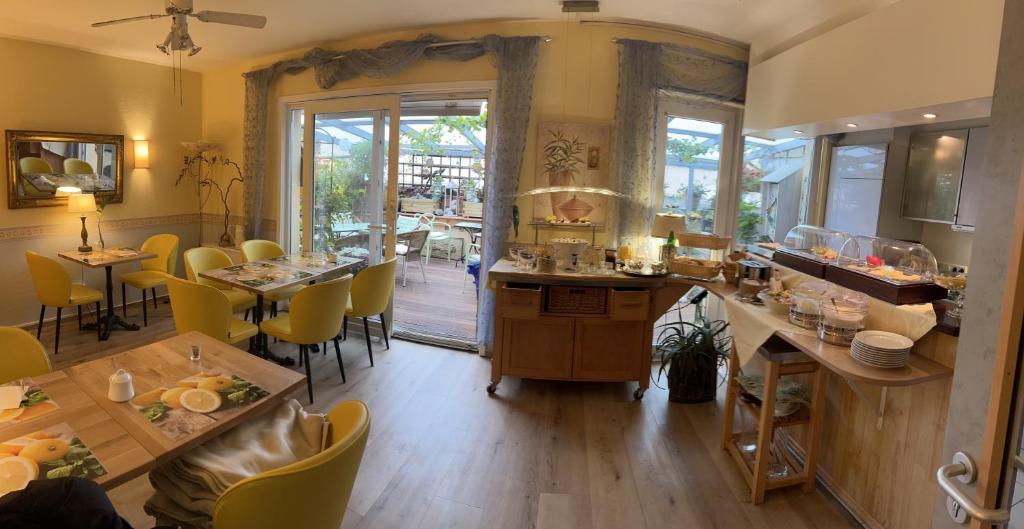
835, 235, 937, 285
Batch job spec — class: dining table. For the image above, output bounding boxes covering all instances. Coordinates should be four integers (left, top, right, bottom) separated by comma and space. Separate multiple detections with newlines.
59, 248, 158, 340
454, 221, 483, 265
0, 331, 305, 493
198, 254, 364, 365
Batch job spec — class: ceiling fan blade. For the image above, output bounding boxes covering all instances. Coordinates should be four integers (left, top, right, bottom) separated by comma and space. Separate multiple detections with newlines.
191, 11, 266, 28
91, 13, 169, 28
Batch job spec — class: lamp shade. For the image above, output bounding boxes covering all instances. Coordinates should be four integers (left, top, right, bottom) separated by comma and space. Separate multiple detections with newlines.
134, 140, 150, 168
67, 193, 97, 214
55, 186, 82, 197
651, 213, 686, 238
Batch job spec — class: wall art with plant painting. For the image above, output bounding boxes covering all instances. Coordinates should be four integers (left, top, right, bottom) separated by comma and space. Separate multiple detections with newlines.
532, 121, 611, 225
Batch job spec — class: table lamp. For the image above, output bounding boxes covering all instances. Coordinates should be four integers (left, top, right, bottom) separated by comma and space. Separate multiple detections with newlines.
67, 193, 97, 253
651, 212, 686, 261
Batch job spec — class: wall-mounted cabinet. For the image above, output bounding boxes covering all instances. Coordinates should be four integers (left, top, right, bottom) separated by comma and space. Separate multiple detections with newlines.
901, 130, 968, 223
952, 127, 987, 230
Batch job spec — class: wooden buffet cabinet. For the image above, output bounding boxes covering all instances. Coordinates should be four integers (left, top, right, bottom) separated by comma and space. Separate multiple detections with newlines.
486, 261, 691, 399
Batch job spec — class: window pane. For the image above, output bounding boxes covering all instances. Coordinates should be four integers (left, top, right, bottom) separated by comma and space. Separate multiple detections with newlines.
737, 137, 813, 244
661, 117, 723, 233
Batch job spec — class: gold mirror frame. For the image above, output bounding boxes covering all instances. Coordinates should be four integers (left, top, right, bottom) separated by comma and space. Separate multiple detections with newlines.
6, 130, 125, 209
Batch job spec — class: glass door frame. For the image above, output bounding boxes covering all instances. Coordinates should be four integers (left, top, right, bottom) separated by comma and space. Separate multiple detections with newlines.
653, 98, 744, 242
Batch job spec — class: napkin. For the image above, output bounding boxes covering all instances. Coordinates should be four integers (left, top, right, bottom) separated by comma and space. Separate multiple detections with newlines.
0, 386, 25, 410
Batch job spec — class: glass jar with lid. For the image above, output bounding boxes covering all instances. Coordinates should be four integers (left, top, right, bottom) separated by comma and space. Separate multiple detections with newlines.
789, 280, 831, 329
818, 286, 870, 345
779, 225, 851, 263
835, 235, 938, 284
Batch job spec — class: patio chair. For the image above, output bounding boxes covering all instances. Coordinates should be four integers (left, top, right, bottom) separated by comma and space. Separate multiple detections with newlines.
419, 214, 455, 265
396, 229, 430, 287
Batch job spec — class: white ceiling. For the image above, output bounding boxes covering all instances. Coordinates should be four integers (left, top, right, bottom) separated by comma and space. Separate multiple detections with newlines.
0, 0, 897, 71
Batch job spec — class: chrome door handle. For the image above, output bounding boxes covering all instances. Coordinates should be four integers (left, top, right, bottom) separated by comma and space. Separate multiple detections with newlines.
936, 452, 1010, 524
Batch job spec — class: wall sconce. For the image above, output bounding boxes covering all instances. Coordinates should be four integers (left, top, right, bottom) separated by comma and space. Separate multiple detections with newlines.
134, 140, 150, 168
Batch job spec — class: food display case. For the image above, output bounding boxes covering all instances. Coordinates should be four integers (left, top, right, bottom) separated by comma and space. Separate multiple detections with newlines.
826, 235, 947, 304
772, 225, 851, 278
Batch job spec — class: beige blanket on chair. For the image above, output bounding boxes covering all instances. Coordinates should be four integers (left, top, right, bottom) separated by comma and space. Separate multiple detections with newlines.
144, 399, 327, 529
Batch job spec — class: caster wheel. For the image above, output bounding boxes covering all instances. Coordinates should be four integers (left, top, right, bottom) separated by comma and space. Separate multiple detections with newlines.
634, 388, 646, 400
486, 383, 497, 394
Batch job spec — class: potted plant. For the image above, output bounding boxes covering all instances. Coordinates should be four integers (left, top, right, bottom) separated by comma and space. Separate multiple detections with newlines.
542, 129, 584, 211
656, 300, 732, 403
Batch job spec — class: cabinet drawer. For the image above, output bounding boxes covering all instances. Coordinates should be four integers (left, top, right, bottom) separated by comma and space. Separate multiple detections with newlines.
609, 288, 650, 321
500, 283, 542, 319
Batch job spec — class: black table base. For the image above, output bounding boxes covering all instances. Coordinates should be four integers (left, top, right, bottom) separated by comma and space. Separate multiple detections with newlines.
249, 294, 295, 366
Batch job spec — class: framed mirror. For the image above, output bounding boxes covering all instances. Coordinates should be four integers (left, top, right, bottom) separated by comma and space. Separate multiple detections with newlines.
6, 130, 124, 209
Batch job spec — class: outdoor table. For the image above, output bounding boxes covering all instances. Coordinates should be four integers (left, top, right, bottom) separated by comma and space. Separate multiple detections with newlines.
59, 248, 158, 340
454, 221, 482, 265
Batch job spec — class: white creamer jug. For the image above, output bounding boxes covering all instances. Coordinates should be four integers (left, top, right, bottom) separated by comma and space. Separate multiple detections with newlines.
107, 369, 135, 403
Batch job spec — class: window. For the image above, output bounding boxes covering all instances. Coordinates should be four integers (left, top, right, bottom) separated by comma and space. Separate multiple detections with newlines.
736, 137, 814, 245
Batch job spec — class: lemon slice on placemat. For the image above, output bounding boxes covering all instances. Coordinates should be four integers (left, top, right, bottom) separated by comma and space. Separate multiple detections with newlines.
0, 455, 38, 496
0, 407, 24, 424
180, 389, 222, 414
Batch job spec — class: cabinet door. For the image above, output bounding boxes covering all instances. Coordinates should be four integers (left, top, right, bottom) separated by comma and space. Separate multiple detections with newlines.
954, 126, 987, 228
501, 317, 574, 379
901, 130, 968, 223
572, 319, 645, 381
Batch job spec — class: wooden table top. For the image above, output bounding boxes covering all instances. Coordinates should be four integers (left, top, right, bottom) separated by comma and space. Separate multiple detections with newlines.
0, 371, 154, 490
59, 248, 157, 268
199, 255, 363, 295
68, 332, 305, 465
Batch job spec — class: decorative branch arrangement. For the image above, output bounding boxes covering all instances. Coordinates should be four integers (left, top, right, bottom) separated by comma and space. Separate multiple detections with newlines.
177, 152, 245, 247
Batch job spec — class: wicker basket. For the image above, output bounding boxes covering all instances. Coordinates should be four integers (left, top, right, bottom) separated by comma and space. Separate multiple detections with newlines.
546, 286, 607, 314
678, 232, 732, 250
669, 258, 722, 280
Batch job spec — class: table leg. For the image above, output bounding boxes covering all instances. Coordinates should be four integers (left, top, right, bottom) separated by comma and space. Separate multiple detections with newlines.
252, 294, 295, 366
83, 265, 140, 340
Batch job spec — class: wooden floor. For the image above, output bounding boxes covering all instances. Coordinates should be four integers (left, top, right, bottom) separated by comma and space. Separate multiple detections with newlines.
392, 257, 477, 341
37, 302, 859, 529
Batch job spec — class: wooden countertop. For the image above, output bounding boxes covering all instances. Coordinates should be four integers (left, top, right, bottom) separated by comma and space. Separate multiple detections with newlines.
487, 260, 699, 288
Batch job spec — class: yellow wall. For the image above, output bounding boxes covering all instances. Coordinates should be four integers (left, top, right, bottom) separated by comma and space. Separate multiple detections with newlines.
200, 19, 748, 245
0, 37, 202, 325
743, 0, 1003, 136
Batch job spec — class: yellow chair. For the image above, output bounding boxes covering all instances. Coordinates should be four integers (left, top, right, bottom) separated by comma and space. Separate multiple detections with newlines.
166, 277, 258, 346
260, 276, 352, 403
212, 400, 370, 529
183, 247, 257, 318
120, 234, 179, 327
63, 159, 94, 174
0, 327, 51, 384
344, 258, 397, 367
25, 251, 102, 354
239, 240, 302, 318
19, 157, 52, 174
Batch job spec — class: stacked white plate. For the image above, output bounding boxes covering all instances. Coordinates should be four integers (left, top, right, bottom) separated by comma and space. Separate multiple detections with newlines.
850, 330, 913, 368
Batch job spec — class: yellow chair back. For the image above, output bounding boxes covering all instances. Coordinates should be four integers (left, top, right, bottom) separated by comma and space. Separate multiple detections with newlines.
25, 251, 72, 307
184, 247, 234, 291
349, 258, 397, 317
140, 234, 180, 275
240, 240, 285, 263
213, 400, 370, 529
289, 276, 352, 344
63, 159, 94, 174
166, 276, 233, 343
19, 157, 52, 174
0, 327, 51, 384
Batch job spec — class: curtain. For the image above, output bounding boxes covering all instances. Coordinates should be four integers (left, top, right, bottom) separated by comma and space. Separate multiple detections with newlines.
475, 36, 543, 352
241, 34, 501, 239
608, 39, 747, 244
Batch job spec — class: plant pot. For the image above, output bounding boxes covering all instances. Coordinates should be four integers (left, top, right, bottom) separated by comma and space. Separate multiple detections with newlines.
666, 356, 717, 403
547, 170, 572, 213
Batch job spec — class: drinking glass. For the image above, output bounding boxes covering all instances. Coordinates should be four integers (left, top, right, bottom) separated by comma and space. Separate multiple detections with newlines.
189, 343, 202, 363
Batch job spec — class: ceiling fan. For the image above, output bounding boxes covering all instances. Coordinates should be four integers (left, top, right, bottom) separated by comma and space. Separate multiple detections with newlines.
91, 0, 267, 56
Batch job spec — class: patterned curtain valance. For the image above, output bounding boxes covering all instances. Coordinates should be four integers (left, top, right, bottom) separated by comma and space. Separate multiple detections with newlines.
609, 39, 748, 242
240, 34, 523, 241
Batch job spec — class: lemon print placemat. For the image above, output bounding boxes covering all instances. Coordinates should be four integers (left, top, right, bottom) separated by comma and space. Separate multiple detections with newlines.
0, 422, 107, 497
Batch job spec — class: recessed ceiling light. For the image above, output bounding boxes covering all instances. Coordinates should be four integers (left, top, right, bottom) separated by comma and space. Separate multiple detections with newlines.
846, 123, 858, 128
923, 113, 938, 119
793, 130, 804, 134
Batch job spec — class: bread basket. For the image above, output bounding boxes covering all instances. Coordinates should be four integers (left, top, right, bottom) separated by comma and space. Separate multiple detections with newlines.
669, 257, 722, 280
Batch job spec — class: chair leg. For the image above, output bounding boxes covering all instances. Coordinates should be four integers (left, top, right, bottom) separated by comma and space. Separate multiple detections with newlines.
36, 306, 45, 339
244, 308, 250, 322
77, 306, 82, 331
333, 338, 346, 383
418, 255, 427, 283
272, 302, 278, 318
152, 288, 158, 309
379, 313, 390, 350
95, 302, 101, 342
301, 345, 313, 404
322, 342, 327, 356
121, 283, 127, 318
343, 315, 348, 340
402, 256, 408, 287
54, 307, 62, 355
142, 288, 148, 327
424, 238, 432, 266
298, 344, 303, 367
362, 317, 374, 367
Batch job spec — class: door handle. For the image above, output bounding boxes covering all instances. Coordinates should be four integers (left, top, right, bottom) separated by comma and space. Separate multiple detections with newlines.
936, 451, 1010, 524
